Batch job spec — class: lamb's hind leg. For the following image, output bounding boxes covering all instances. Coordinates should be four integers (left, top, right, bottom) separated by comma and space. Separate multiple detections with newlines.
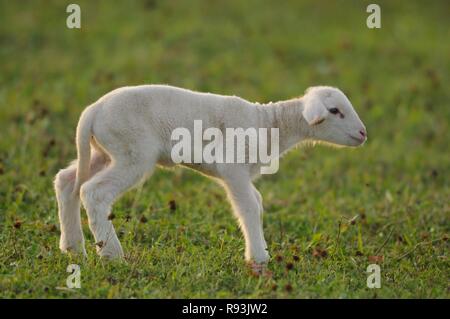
80, 156, 154, 259
55, 151, 109, 255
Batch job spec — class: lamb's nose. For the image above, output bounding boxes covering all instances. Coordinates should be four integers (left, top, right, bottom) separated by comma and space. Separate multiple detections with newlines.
359, 130, 367, 138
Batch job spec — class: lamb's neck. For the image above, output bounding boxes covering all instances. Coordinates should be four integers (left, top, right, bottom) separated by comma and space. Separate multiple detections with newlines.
257, 98, 312, 155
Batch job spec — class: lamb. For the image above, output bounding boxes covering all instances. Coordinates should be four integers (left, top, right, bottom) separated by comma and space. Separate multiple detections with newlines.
54, 85, 367, 269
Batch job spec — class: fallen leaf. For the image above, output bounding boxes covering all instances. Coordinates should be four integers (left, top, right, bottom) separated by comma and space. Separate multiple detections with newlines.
169, 199, 177, 212
139, 215, 148, 223
275, 255, 283, 262
312, 247, 328, 258
368, 255, 384, 263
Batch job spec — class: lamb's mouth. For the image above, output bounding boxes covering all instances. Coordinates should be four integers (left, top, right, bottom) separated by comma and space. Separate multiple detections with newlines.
348, 134, 365, 144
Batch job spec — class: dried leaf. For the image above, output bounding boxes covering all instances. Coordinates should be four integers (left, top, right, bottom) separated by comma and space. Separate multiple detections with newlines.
368, 255, 384, 263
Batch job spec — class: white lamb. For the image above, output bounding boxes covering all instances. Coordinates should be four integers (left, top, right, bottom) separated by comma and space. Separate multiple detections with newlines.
54, 85, 367, 269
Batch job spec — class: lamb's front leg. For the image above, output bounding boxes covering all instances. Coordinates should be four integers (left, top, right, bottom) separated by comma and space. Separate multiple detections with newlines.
224, 175, 269, 266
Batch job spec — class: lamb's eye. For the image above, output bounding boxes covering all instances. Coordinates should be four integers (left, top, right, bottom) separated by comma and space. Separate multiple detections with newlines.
329, 108, 340, 115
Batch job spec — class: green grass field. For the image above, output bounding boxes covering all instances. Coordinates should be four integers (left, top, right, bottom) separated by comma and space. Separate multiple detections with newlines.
0, 0, 448, 298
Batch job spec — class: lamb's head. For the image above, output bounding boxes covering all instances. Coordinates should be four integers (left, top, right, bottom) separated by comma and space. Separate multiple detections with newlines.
302, 86, 367, 147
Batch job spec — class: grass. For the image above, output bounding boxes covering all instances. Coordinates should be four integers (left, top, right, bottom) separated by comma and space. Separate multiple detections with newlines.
0, 0, 448, 298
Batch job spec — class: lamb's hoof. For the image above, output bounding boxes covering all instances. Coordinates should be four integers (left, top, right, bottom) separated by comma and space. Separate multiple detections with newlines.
248, 261, 272, 277
95, 240, 124, 260
60, 240, 87, 257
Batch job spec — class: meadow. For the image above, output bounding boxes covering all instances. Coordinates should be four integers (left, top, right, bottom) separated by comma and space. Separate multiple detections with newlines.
0, 0, 448, 298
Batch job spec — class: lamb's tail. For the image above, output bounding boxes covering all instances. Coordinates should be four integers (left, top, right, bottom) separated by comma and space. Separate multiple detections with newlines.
72, 104, 98, 196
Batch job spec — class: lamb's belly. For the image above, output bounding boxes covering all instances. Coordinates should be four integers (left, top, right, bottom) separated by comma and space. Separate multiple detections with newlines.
156, 156, 221, 178
179, 162, 221, 178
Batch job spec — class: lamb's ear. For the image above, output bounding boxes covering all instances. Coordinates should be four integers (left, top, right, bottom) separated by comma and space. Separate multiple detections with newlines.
302, 95, 328, 125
